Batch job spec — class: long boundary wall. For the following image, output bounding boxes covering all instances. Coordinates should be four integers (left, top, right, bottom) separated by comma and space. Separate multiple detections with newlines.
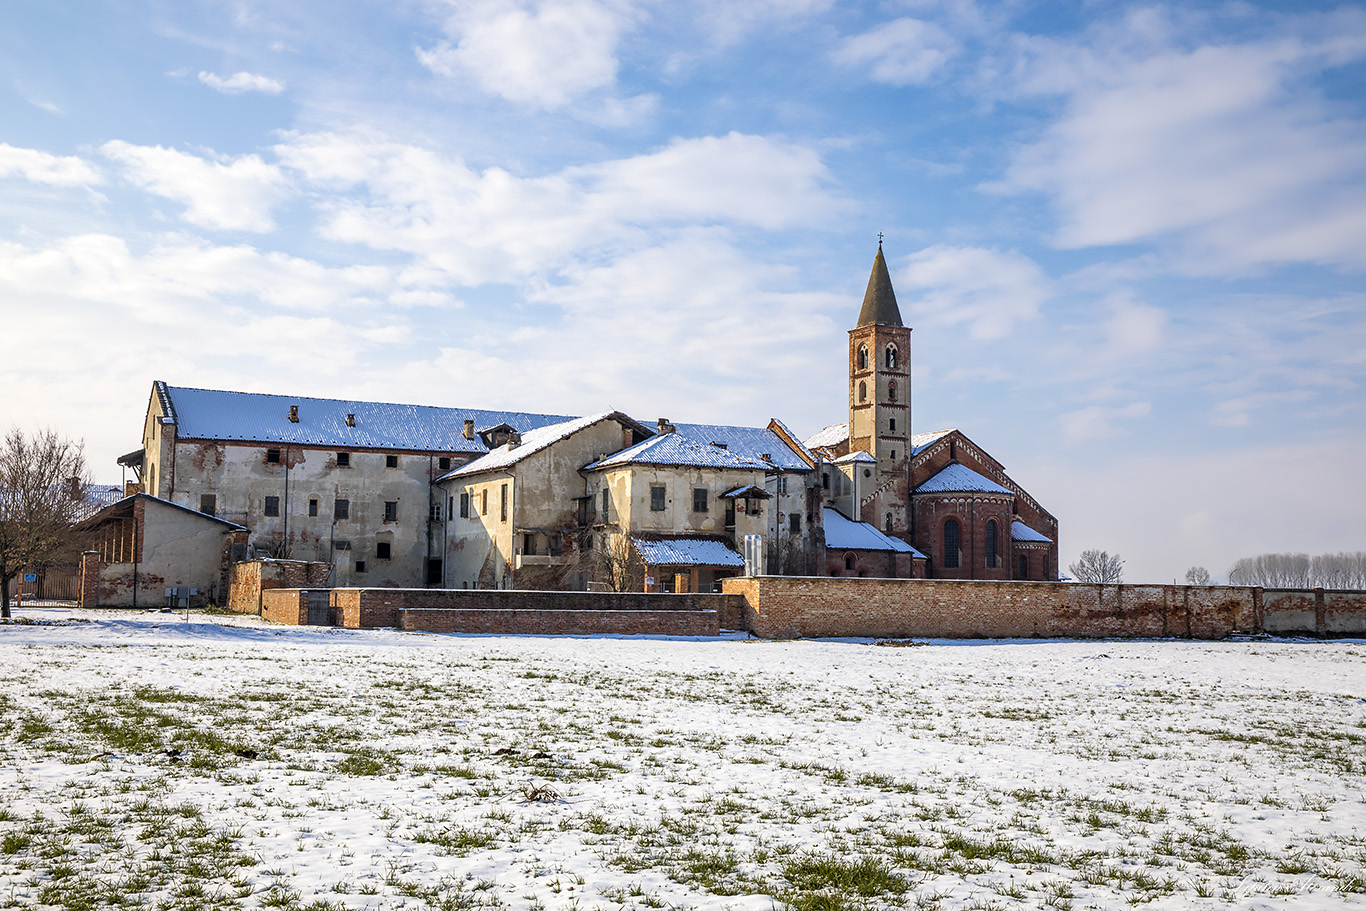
721, 577, 1366, 639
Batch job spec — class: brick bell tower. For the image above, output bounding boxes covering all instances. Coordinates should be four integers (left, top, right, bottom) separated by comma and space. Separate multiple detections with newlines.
848, 241, 912, 535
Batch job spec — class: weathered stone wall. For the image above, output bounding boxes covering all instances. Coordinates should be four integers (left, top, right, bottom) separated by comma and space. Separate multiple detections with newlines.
227, 559, 332, 614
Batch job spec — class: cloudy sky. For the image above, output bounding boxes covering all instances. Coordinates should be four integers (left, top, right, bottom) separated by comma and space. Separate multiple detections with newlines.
3, 0, 1364, 583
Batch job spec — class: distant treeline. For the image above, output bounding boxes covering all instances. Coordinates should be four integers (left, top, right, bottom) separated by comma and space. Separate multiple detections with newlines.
1227, 552, 1366, 590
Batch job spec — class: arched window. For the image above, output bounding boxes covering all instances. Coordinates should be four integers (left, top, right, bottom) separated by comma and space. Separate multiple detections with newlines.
857, 345, 869, 370
884, 513, 893, 533
844, 553, 856, 571
821, 472, 830, 490
888, 381, 897, 402
985, 519, 998, 569
943, 519, 961, 569
885, 345, 898, 369
858, 381, 867, 402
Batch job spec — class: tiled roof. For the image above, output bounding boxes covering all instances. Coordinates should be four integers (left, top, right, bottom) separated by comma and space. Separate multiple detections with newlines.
631, 537, 745, 568
1011, 520, 1051, 543
765, 418, 817, 467
79, 493, 247, 531
441, 413, 620, 479
803, 422, 849, 450
915, 462, 1013, 495
823, 508, 923, 556
161, 382, 573, 453
672, 423, 811, 471
911, 429, 954, 455
834, 450, 876, 464
720, 484, 769, 499
585, 432, 769, 471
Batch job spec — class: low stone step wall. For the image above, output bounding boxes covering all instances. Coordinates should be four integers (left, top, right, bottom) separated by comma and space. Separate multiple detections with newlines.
398, 608, 718, 636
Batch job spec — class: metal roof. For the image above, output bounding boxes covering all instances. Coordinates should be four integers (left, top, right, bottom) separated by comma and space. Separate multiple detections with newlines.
1011, 520, 1052, 543
823, 508, 923, 556
441, 412, 628, 480
915, 462, 1013, 496
671, 423, 811, 471
160, 383, 574, 453
631, 536, 745, 567
911, 429, 954, 455
585, 432, 770, 471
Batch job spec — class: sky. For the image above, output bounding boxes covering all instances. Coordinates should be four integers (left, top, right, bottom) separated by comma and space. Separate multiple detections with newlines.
2, 0, 1364, 584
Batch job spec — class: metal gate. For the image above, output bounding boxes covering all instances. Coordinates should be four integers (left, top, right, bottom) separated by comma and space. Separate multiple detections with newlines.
306, 590, 334, 626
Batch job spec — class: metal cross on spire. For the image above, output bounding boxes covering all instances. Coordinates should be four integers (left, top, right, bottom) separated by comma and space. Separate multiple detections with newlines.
877, 232, 883, 247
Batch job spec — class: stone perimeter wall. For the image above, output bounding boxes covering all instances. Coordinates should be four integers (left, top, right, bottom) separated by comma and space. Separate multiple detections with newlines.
720, 576, 1366, 640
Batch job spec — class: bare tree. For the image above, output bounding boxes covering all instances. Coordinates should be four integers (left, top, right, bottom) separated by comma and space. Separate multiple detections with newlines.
1068, 549, 1124, 584
1228, 552, 1366, 589
1, 428, 91, 618
574, 532, 647, 592
1184, 566, 1211, 585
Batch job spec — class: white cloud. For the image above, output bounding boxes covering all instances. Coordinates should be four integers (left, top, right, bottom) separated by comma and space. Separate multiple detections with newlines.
417, 0, 638, 108
0, 144, 101, 187
1058, 400, 1151, 442
101, 141, 289, 232
197, 71, 285, 94
832, 16, 957, 85
896, 245, 1050, 339
1101, 295, 1165, 357
998, 8, 1366, 273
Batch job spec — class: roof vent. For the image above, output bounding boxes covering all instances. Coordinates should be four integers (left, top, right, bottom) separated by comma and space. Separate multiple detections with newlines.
289, 404, 300, 423
711, 441, 728, 449
657, 418, 674, 435
345, 413, 355, 427
761, 453, 773, 462
463, 419, 475, 440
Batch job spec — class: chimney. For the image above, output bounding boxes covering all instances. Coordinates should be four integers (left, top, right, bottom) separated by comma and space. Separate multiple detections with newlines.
463, 419, 475, 440
289, 404, 299, 423
761, 453, 773, 463
345, 413, 355, 427
508, 431, 522, 450
657, 418, 674, 435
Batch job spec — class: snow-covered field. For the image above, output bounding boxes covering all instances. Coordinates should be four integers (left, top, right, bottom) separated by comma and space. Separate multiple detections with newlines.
1, 608, 1363, 911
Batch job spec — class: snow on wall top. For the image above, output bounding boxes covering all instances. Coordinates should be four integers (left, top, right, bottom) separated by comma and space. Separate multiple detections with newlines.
631, 537, 745, 567
804, 422, 849, 450
439, 413, 619, 480
162, 383, 574, 453
823, 507, 923, 556
671, 423, 811, 471
915, 462, 1013, 495
585, 432, 770, 471
1012, 520, 1052, 543
911, 429, 954, 455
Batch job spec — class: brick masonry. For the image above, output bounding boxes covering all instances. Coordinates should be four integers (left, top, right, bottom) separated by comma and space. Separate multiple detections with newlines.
721, 576, 1366, 639
227, 559, 332, 614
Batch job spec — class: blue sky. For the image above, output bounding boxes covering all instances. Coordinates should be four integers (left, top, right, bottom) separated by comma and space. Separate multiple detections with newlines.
3, 0, 1364, 583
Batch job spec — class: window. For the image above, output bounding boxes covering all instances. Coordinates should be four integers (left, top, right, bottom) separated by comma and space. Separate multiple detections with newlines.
264, 496, 280, 517
888, 381, 897, 403
789, 513, 801, 534
384, 500, 398, 522
377, 541, 391, 559
651, 486, 666, 511
1018, 555, 1028, 580
334, 498, 350, 520
308, 498, 318, 517
438, 457, 451, 471
886, 345, 898, 369
336, 452, 350, 467
777, 476, 787, 494
725, 499, 736, 527
481, 489, 488, 515
885, 513, 893, 533
943, 519, 961, 569
858, 381, 867, 403
890, 450, 897, 460
889, 417, 897, 431
355, 560, 366, 573
459, 492, 470, 517
693, 488, 708, 512
200, 494, 216, 516
500, 484, 508, 522
845, 553, 855, 571
523, 533, 537, 555
333, 540, 351, 551
430, 502, 442, 522
386, 455, 398, 468
857, 345, 868, 369
821, 472, 830, 490
266, 448, 281, 464
601, 488, 610, 521
985, 520, 998, 569
426, 559, 442, 584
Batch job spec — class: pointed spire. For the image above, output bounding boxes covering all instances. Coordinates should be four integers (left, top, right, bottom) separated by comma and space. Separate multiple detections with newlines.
856, 244, 903, 328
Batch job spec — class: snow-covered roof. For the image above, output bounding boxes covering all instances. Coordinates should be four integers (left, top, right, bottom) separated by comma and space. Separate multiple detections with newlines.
585, 432, 769, 471
721, 484, 770, 499
631, 537, 745, 567
804, 422, 849, 451
916, 463, 1013, 495
766, 418, 817, 467
834, 450, 876, 464
823, 508, 924, 556
160, 382, 574, 453
441, 413, 622, 480
79, 493, 247, 531
911, 429, 954, 455
671, 423, 811, 471
1011, 520, 1051, 543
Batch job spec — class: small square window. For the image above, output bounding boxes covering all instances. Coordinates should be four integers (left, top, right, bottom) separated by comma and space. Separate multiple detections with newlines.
889, 418, 896, 432
200, 494, 216, 516
266, 448, 281, 464
438, 457, 451, 471
334, 498, 350, 520
384, 501, 398, 522
333, 540, 350, 551
377, 541, 392, 559
308, 498, 318, 517
650, 487, 666, 511
336, 452, 351, 467
385, 454, 398, 468
355, 560, 366, 573
693, 488, 708, 512
264, 496, 280, 517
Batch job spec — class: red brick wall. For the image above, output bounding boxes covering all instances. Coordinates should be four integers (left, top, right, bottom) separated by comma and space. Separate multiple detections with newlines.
261, 589, 307, 625
228, 559, 331, 614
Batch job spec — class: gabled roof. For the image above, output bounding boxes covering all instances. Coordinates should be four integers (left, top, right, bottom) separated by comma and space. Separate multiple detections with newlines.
834, 450, 876, 464
721, 484, 770, 499
803, 422, 849, 451
766, 419, 817, 468
911, 429, 954, 455
823, 508, 924, 557
672, 422, 811, 471
157, 382, 573, 453
631, 536, 744, 568
1011, 520, 1051, 543
856, 246, 903, 328
915, 462, 1014, 496
585, 432, 769, 471
440, 412, 648, 480
78, 493, 247, 531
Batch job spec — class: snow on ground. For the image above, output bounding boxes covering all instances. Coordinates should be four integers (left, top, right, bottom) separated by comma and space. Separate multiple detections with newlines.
1, 608, 1363, 911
